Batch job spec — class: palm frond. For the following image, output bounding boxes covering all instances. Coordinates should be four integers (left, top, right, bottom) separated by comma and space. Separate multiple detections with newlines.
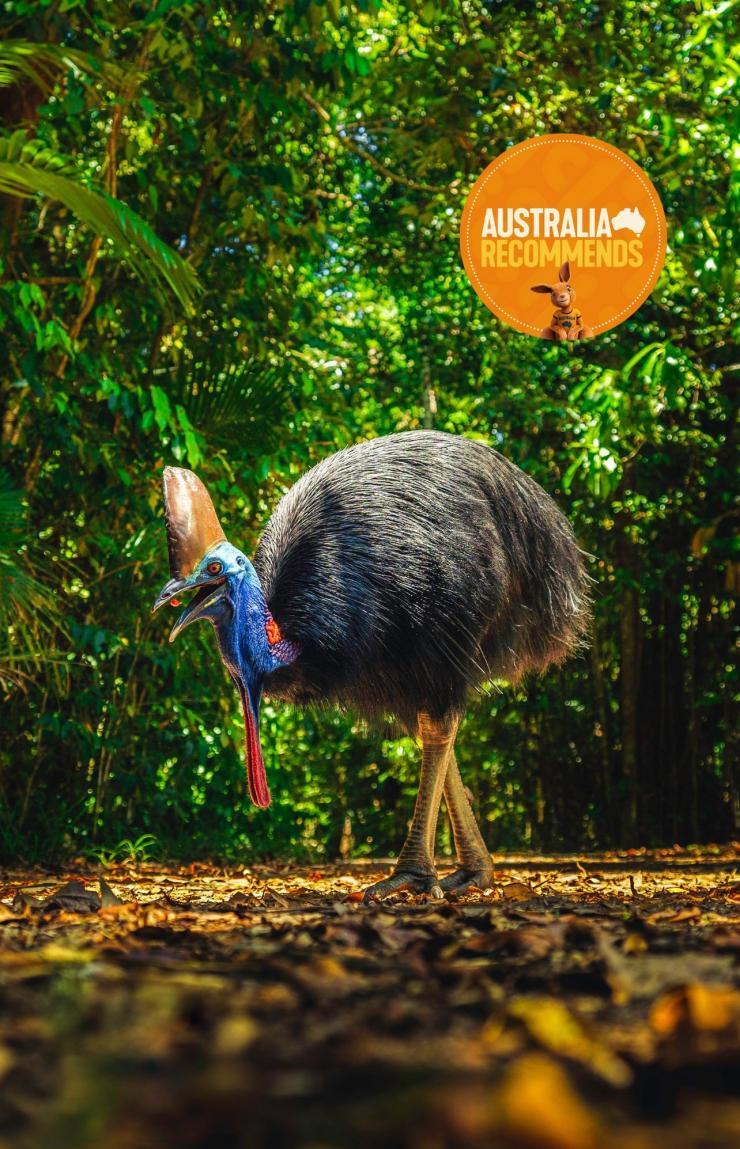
0, 470, 52, 616
0, 470, 67, 690
0, 131, 76, 174
0, 466, 28, 530
0, 39, 122, 92
166, 345, 296, 452
0, 134, 199, 313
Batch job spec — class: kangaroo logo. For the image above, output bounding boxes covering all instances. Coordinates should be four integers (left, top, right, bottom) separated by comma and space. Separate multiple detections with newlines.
611, 206, 646, 236
460, 134, 667, 336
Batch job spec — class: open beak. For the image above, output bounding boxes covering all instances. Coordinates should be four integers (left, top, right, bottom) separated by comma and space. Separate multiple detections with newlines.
151, 575, 227, 642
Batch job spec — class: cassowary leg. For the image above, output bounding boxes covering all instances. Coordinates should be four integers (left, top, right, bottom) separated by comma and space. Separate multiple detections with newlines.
363, 713, 458, 902
439, 752, 495, 893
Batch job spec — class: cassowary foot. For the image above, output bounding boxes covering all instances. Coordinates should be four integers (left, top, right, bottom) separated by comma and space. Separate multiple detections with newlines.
363, 870, 443, 903
439, 866, 496, 895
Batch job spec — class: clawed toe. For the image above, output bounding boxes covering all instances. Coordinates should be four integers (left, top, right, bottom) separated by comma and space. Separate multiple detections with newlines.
363, 871, 443, 903
439, 867, 495, 895
363, 866, 495, 901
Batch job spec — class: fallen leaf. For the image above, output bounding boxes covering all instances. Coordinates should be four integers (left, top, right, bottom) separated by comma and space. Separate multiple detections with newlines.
99, 876, 124, 907
12, 891, 44, 912
253, 983, 300, 1011
647, 905, 702, 925
597, 933, 734, 1002
495, 1053, 602, 1149
35, 943, 97, 964
227, 892, 252, 907
508, 997, 632, 1086
650, 984, 740, 1036
501, 881, 536, 900
213, 1014, 257, 1055
42, 880, 101, 913
0, 1042, 14, 1083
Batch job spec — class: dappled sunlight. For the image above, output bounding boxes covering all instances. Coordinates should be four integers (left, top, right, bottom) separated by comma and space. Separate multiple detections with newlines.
1, 849, 739, 1147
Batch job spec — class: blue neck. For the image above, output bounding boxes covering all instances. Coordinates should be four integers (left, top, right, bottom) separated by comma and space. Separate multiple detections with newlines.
214, 560, 297, 679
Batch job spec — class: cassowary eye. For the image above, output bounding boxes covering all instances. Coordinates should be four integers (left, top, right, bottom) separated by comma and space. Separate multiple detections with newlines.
206, 560, 223, 575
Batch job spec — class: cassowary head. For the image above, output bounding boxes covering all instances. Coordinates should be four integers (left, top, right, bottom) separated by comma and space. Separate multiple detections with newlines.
530, 261, 576, 310
151, 467, 296, 809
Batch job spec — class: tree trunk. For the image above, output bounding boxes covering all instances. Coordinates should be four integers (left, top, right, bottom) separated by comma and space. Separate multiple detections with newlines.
615, 518, 641, 846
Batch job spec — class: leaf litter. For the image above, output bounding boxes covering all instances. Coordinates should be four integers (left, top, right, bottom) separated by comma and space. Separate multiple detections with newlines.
0, 847, 738, 1149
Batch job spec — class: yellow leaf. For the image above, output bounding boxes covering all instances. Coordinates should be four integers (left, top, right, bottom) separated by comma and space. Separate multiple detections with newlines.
310, 955, 350, 980
650, 984, 740, 1035
36, 943, 96, 964
509, 997, 632, 1086
623, 933, 648, 955
496, 1053, 601, 1149
214, 1014, 257, 1056
254, 983, 300, 1010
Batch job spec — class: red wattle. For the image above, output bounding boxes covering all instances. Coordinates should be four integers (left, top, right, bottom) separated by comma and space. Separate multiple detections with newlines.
239, 685, 271, 808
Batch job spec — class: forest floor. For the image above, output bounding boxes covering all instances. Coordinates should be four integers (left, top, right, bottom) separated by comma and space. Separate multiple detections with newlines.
0, 848, 739, 1149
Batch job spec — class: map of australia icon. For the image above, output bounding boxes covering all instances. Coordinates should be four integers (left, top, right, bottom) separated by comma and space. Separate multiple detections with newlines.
611, 206, 646, 235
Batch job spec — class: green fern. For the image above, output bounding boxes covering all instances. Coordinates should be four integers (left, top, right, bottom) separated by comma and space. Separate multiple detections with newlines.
0, 133, 199, 313
166, 345, 296, 451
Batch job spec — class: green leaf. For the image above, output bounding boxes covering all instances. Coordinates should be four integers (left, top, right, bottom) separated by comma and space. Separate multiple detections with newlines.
0, 39, 121, 92
0, 135, 199, 313
150, 385, 173, 433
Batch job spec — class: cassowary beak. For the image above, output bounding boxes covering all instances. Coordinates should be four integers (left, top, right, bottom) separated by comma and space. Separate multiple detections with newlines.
150, 573, 228, 642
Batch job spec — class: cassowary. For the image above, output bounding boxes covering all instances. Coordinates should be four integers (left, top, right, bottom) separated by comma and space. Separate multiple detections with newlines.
152, 431, 590, 900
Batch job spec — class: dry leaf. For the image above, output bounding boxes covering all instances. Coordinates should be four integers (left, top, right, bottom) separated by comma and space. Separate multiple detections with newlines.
0, 1042, 14, 1083
647, 905, 701, 925
623, 933, 648, 955
214, 1014, 257, 1055
508, 997, 631, 1086
495, 1053, 601, 1149
99, 876, 124, 907
501, 881, 536, 900
1, 852, 738, 1148
650, 984, 740, 1035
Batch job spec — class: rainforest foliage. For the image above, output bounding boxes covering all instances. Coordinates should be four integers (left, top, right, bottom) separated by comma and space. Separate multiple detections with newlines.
0, 0, 736, 863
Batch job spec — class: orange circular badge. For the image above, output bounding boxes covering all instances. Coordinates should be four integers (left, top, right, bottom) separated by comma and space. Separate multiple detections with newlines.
460, 134, 667, 339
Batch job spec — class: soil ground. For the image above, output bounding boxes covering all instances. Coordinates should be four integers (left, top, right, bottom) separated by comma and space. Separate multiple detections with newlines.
1, 848, 739, 1149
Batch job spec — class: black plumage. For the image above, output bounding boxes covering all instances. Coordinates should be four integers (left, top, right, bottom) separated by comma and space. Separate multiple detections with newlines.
257, 431, 590, 730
